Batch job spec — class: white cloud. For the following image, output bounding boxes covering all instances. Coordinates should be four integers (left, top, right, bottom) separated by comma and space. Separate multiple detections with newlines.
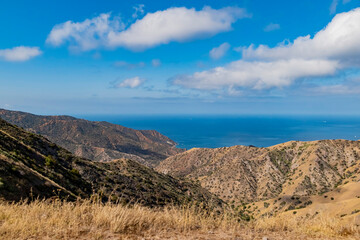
209, 42, 230, 60
132, 4, 145, 18
46, 13, 124, 51
173, 59, 339, 90
0, 46, 42, 62
243, 8, 360, 65
330, 0, 339, 14
46, 6, 249, 51
173, 8, 360, 92
114, 77, 145, 88
264, 23, 280, 32
151, 59, 161, 67
330, 0, 353, 14
113, 61, 146, 69
108, 7, 248, 50
310, 77, 360, 95
311, 84, 360, 94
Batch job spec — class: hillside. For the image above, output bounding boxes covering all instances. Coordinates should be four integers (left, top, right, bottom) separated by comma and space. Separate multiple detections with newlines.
0, 118, 221, 207
157, 140, 360, 217
0, 109, 184, 167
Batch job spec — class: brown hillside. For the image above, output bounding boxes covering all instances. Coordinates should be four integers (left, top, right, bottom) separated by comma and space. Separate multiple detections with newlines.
0, 109, 184, 167
156, 140, 360, 208
0, 117, 222, 207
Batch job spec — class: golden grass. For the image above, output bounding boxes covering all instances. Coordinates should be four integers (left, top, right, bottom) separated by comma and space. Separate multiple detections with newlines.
252, 214, 360, 239
0, 200, 359, 239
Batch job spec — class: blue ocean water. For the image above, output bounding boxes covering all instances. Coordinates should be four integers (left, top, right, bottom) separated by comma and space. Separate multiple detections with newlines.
77, 115, 360, 150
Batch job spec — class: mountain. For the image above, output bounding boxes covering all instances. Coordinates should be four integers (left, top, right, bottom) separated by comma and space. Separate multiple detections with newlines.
0, 109, 184, 167
156, 140, 360, 216
0, 117, 222, 207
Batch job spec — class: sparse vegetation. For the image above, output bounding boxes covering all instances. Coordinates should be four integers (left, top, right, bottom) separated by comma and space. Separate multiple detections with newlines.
0, 199, 358, 239
45, 155, 57, 167
2, 115, 360, 239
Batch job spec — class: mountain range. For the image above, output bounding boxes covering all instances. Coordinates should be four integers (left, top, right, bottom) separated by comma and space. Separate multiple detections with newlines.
0, 117, 221, 207
0, 109, 183, 167
157, 140, 360, 219
0, 109, 359, 222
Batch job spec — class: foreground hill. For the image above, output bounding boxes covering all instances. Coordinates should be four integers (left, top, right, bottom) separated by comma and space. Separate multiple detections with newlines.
157, 140, 360, 217
0, 118, 221, 207
0, 109, 184, 167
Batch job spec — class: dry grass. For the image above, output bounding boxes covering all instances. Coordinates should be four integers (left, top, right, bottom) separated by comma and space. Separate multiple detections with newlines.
252, 214, 360, 239
0, 200, 359, 239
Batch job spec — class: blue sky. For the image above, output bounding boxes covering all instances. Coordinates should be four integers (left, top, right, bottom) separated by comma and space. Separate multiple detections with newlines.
1, 0, 360, 115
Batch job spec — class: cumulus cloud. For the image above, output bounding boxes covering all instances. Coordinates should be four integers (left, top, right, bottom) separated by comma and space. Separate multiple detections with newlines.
151, 59, 161, 67
173, 59, 339, 90
108, 7, 248, 50
264, 23, 280, 32
243, 8, 360, 65
46, 13, 124, 52
209, 42, 230, 59
0, 46, 42, 62
114, 77, 145, 88
173, 8, 360, 92
46, 6, 249, 51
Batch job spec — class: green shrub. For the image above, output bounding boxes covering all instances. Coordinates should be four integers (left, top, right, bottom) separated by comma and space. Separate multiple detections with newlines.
70, 168, 80, 176
45, 155, 57, 167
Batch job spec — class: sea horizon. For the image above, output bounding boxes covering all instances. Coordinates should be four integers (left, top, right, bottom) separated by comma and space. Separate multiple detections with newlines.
76, 114, 360, 150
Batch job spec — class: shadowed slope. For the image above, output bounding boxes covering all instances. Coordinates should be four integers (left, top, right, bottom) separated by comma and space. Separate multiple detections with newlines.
0, 118, 221, 207
0, 109, 184, 167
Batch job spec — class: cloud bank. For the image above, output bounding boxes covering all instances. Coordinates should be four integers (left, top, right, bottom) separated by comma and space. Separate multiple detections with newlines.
0, 46, 42, 62
174, 59, 339, 90
46, 6, 248, 51
173, 8, 360, 91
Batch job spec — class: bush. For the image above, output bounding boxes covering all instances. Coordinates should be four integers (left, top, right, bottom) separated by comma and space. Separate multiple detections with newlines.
70, 168, 80, 176
45, 155, 57, 167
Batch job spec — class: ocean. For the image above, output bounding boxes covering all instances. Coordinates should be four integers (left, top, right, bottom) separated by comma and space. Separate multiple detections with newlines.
77, 115, 360, 150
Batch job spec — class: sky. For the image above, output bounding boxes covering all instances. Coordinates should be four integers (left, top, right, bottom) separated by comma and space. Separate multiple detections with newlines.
1, 0, 360, 115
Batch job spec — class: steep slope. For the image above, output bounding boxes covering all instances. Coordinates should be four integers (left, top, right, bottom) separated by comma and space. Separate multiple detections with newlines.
246, 180, 360, 222
157, 140, 360, 206
0, 109, 184, 167
0, 118, 222, 207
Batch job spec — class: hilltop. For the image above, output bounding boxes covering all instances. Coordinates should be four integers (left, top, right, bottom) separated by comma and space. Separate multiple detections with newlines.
0, 109, 184, 167
157, 140, 360, 219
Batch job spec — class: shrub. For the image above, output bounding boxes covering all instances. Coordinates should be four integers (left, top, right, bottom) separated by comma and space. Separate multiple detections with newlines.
45, 155, 57, 167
